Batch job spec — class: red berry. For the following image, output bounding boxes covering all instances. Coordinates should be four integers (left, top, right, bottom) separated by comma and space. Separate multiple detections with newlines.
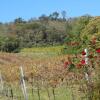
81, 60, 86, 65
96, 48, 100, 53
82, 51, 86, 55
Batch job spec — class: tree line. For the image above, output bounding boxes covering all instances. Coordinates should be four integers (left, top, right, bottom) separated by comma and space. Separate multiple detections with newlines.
0, 11, 94, 53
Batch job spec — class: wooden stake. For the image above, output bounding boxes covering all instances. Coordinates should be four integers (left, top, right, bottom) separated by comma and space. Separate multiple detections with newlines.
46, 86, 50, 100
84, 48, 89, 81
37, 82, 40, 100
0, 72, 3, 93
52, 88, 56, 100
20, 67, 28, 100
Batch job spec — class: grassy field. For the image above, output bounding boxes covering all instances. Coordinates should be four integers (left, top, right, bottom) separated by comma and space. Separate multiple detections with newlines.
20, 45, 64, 58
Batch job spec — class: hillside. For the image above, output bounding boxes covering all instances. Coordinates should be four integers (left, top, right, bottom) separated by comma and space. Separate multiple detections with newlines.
0, 16, 100, 100
0, 17, 67, 53
81, 16, 100, 39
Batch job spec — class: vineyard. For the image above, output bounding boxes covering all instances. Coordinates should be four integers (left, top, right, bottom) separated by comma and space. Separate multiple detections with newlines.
0, 43, 100, 100
0, 46, 75, 100
0, 15, 100, 100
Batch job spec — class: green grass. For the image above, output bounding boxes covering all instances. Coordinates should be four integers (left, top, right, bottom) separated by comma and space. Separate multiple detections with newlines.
1, 84, 82, 100
20, 45, 64, 58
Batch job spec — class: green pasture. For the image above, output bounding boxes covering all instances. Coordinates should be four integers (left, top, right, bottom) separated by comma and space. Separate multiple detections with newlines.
20, 46, 64, 58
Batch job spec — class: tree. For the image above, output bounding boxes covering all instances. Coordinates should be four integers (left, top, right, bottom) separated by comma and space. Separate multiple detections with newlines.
49, 12, 59, 20
0, 36, 20, 52
39, 14, 49, 25
14, 17, 26, 24
71, 15, 92, 35
61, 10, 67, 21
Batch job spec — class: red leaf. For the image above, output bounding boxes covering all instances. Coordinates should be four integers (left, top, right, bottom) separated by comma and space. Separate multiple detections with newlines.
96, 48, 100, 53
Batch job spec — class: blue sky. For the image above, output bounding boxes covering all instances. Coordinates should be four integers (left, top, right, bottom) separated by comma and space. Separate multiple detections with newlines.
0, 0, 100, 22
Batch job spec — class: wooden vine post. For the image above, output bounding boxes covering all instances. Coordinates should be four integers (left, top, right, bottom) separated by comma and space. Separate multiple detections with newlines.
84, 48, 89, 81
0, 72, 3, 93
20, 66, 28, 100
84, 48, 93, 100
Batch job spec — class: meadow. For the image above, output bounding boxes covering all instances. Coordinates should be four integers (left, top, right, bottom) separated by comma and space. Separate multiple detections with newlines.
20, 45, 64, 58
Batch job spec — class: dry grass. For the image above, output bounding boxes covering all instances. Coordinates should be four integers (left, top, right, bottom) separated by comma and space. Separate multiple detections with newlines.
0, 52, 69, 83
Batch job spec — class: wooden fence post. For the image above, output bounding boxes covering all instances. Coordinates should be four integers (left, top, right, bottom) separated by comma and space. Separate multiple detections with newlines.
52, 88, 56, 100
0, 72, 3, 94
10, 87, 13, 100
84, 48, 88, 65
37, 82, 41, 100
20, 66, 28, 100
46, 86, 50, 100
84, 48, 93, 100
84, 48, 89, 81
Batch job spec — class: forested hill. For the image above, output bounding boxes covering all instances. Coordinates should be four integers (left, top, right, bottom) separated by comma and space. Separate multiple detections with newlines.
0, 12, 99, 53
81, 17, 100, 39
